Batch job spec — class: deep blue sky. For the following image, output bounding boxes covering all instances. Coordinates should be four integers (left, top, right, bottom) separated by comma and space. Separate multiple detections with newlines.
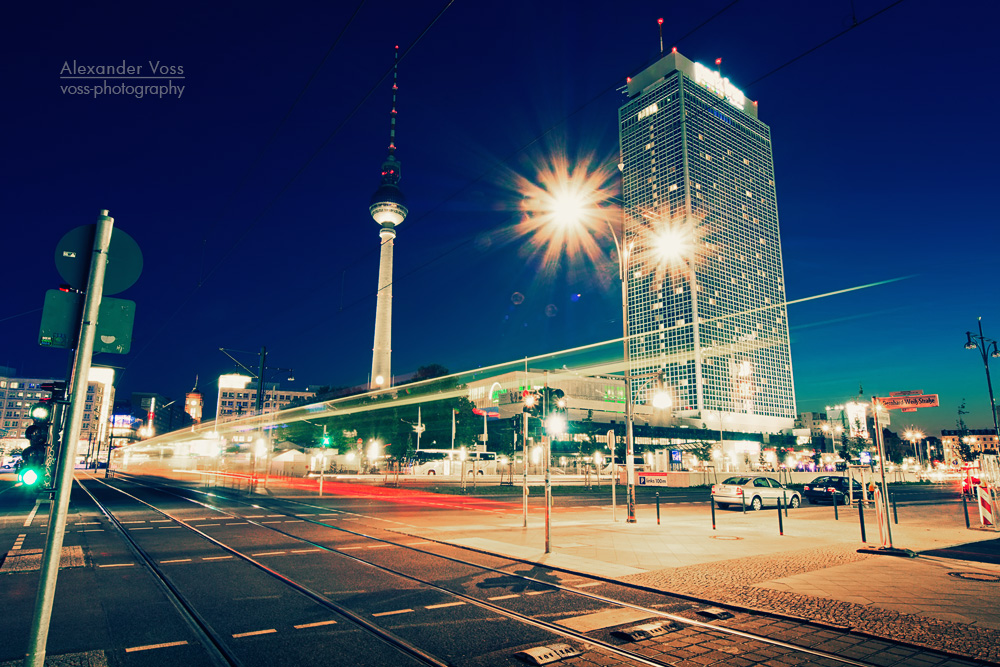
2, 0, 997, 434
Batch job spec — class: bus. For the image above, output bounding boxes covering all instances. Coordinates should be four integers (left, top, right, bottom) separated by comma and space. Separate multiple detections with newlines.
406, 449, 498, 475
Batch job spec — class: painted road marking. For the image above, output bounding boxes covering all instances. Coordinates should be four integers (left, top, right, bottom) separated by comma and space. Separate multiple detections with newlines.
225, 523, 244, 526
203, 556, 233, 561
262, 521, 284, 524
339, 546, 364, 551
232, 629, 276, 638
81, 529, 104, 532
13, 534, 26, 551
425, 602, 465, 610
160, 559, 192, 564
372, 609, 413, 617
159, 526, 181, 529
366, 544, 395, 549
75, 522, 100, 525
24, 501, 40, 527
283, 520, 304, 523
99, 563, 133, 568
130, 527, 154, 531
151, 519, 172, 523
294, 620, 337, 629
526, 590, 553, 596
266, 515, 283, 517
291, 549, 321, 554
195, 524, 220, 527
244, 515, 266, 518
576, 582, 601, 588
120, 521, 145, 524
406, 541, 432, 546
488, 594, 519, 601
125, 641, 189, 653
252, 551, 286, 556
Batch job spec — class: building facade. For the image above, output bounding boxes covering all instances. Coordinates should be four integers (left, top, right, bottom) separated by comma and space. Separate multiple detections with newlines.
618, 51, 795, 434
0, 368, 114, 463
940, 429, 999, 464
215, 373, 316, 422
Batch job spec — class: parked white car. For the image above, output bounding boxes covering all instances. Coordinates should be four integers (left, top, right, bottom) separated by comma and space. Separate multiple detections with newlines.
711, 475, 801, 511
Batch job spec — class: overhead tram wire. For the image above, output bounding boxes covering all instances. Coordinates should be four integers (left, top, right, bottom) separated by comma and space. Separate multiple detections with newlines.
119, 0, 456, 377
301, 0, 913, 327
339, 0, 748, 276
195, 0, 369, 286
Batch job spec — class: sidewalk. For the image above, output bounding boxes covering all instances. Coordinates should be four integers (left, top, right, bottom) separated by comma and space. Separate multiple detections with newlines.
388, 497, 1000, 664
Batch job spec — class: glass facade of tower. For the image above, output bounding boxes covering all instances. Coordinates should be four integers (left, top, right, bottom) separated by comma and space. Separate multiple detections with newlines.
618, 52, 795, 432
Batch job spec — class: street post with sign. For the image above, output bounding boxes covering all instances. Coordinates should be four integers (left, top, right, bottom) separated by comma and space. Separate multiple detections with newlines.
27, 211, 142, 667
868, 390, 938, 554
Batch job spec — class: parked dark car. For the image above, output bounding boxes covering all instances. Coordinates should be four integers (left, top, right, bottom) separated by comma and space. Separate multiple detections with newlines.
802, 475, 864, 505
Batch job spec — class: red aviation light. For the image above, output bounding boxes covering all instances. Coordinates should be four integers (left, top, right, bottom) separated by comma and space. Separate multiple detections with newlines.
657, 18, 663, 25
715, 57, 722, 66
672, 47, 677, 53
626, 76, 631, 83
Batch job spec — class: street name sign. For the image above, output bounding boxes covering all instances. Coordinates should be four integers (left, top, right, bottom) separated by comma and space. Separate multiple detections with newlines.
876, 394, 940, 410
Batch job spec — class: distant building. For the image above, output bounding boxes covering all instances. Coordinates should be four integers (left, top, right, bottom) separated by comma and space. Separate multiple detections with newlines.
215, 373, 316, 422
130, 392, 193, 438
619, 50, 795, 434
185, 377, 203, 423
0, 367, 115, 463
940, 429, 999, 463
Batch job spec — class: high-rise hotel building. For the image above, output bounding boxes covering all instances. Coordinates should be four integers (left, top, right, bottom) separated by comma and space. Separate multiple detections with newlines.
619, 50, 795, 433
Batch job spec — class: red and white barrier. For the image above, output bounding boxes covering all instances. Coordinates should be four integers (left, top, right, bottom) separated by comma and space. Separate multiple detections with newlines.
977, 485, 994, 527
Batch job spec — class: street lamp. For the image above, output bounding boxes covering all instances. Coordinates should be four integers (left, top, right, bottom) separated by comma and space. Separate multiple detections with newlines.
964, 317, 1000, 444
903, 429, 924, 466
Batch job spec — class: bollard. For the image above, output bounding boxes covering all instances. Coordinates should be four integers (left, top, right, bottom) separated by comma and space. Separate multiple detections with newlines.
783, 490, 789, 518
777, 494, 784, 536
833, 492, 839, 520
858, 493, 867, 543
711, 496, 716, 530
891, 492, 898, 525
962, 492, 970, 529
741, 491, 746, 514
656, 492, 661, 525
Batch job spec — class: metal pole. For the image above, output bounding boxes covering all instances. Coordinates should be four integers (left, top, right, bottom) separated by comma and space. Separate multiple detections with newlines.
26, 210, 113, 667
858, 492, 867, 543
976, 318, 1000, 443
618, 237, 637, 524
777, 494, 784, 536
544, 434, 551, 554
522, 412, 528, 527
871, 397, 894, 548
833, 491, 839, 520
656, 492, 660, 525
611, 461, 617, 522
962, 491, 970, 528
710, 496, 716, 530
891, 492, 898, 524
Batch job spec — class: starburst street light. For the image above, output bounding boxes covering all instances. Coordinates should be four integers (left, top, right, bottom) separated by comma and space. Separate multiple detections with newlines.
519, 156, 700, 524
903, 429, 925, 466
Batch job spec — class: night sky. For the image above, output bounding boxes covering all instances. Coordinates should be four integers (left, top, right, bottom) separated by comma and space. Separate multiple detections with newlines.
3, 0, 997, 435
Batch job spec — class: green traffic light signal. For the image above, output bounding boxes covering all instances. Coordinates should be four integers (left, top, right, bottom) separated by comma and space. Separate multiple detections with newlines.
321, 435, 331, 447
29, 403, 51, 421
18, 465, 41, 487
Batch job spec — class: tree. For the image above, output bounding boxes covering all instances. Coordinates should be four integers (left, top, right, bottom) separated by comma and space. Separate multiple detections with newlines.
956, 400, 974, 462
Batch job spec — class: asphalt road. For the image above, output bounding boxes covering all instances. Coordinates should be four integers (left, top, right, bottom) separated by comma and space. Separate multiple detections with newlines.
0, 471, 982, 667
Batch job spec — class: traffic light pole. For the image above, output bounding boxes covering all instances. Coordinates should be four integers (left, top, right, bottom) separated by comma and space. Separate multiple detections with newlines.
26, 210, 114, 667
522, 410, 528, 527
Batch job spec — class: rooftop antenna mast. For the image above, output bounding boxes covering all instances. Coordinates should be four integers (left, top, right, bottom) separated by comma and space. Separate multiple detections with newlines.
657, 18, 664, 53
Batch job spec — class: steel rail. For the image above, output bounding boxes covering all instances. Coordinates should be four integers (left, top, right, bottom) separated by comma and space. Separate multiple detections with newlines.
80, 474, 449, 667
73, 477, 244, 667
105, 474, 882, 667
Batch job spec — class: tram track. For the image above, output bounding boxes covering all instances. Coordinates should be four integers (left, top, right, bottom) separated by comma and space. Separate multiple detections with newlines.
77, 472, 966, 667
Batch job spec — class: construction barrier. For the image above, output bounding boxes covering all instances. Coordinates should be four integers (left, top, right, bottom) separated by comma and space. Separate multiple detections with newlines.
977, 485, 994, 527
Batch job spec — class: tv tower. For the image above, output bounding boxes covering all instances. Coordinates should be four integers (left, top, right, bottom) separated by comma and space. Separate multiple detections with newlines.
368, 46, 407, 390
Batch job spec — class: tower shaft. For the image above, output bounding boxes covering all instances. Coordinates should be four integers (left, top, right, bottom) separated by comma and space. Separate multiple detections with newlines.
370, 228, 395, 388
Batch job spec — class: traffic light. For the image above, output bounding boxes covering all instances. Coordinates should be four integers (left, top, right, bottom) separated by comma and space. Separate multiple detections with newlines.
321, 434, 332, 447
522, 390, 542, 416
19, 402, 52, 488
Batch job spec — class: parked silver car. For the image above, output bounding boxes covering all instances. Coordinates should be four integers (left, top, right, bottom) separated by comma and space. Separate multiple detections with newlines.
711, 475, 801, 511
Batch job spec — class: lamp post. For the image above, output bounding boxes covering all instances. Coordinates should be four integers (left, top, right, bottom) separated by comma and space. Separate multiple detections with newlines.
964, 318, 1000, 444
903, 429, 924, 467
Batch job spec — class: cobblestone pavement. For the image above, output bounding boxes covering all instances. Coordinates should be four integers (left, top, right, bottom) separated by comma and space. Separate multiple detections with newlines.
620, 545, 1000, 665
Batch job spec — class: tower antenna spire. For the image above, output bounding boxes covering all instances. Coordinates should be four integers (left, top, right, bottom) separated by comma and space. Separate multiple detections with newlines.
657, 18, 664, 54
388, 44, 398, 153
